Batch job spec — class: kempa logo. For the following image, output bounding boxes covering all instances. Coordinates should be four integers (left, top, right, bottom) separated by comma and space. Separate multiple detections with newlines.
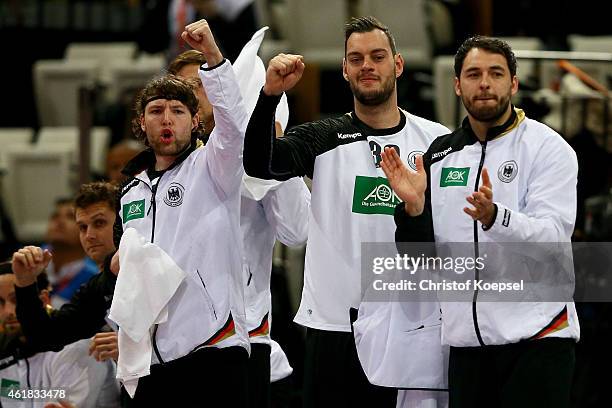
432, 147, 452, 160
337, 132, 362, 140
352, 176, 401, 215
440, 167, 470, 187
123, 199, 145, 222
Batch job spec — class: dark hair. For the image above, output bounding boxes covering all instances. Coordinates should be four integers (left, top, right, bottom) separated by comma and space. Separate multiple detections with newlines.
344, 16, 397, 56
0, 261, 50, 292
168, 50, 207, 75
75, 182, 118, 212
131, 75, 203, 143
454, 36, 517, 77
55, 197, 74, 207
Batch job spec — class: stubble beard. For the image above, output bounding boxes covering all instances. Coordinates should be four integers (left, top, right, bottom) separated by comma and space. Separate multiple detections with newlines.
463, 92, 512, 123
350, 75, 396, 107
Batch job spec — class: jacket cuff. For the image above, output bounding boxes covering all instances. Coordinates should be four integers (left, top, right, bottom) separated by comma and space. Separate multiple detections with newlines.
481, 203, 499, 231
483, 202, 513, 236
201, 58, 227, 71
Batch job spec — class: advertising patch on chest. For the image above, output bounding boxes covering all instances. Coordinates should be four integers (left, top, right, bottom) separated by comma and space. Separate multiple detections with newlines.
440, 167, 470, 187
123, 199, 145, 221
352, 176, 401, 215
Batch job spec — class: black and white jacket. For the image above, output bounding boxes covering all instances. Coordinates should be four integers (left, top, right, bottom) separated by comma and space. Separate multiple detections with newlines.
115, 60, 250, 364
395, 108, 581, 347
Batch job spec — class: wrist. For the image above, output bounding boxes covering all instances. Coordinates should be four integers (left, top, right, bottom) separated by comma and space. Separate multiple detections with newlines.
404, 201, 424, 217
262, 84, 282, 96
15, 275, 37, 288
203, 50, 224, 68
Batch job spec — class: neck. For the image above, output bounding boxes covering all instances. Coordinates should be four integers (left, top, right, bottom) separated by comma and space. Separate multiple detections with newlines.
468, 105, 513, 142
154, 155, 176, 171
51, 246, 85, 273
354, 94, 400, 129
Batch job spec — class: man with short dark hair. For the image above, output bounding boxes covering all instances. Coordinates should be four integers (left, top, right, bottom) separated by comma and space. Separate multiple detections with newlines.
384, 35, 579, 408
243, 15, 449, 407
12, 182, 119, 352
44, 198, 98, 308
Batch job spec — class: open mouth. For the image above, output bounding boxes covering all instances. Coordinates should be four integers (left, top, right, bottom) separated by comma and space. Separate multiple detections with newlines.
160, 129, 174, 144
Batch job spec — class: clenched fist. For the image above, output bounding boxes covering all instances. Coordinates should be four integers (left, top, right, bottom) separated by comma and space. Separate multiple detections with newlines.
11, 246, 52, 288
181, 19, 224, 67
263, 53, 305, 96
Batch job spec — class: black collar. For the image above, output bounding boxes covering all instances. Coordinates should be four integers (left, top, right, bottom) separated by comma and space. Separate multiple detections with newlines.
461, 106, 518, 142
121, 135, 199, 178
350, 108, 407, 136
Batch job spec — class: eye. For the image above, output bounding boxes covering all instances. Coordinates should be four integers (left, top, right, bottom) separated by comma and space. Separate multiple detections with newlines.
78, 224, 87, 232
94, 220, 106, 228
373, 54, 385, 61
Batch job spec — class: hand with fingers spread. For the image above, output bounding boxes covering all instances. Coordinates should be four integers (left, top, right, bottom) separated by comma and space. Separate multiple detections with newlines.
464, 167, 495, 228
181, 19, 224, 67
380, 147, 427, 216
89, 331, 119, 362
263, 53, 305, 96
11, 246, 53, 288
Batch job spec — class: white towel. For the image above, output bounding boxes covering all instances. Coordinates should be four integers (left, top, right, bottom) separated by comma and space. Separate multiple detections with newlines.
233, 25, 289, 200
108, 228, 186, 398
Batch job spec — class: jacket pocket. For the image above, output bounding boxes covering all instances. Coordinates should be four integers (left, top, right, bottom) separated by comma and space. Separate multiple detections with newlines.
196, 269, 218, 321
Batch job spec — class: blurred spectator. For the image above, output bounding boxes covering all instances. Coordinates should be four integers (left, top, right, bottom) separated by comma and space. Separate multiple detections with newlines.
44, 199, 98, 308
105, 139, 146, 185
0, 263, 120, 408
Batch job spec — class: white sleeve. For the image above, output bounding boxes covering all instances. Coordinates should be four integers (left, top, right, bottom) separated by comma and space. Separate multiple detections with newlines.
261, 177, 311, 247
40, 339, 119, 408
199, 60, 248, 197
484, 136, 578, 244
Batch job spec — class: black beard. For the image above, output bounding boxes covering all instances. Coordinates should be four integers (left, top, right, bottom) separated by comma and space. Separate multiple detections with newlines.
463, 94, 511, 123
350, 78, 396, 106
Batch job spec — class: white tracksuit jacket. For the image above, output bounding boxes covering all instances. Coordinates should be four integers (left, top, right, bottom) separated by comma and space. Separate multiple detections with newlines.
116, 60, 250, 363
240, 177, 310, 344
395, 108, 581, 347
0, 339, 119, 408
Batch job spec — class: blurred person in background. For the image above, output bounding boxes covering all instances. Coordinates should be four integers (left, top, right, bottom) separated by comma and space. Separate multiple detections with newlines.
13, 183, 118, 353
0, 262, 120, 408
105, 139, 146, 185
43, 199, 98, 308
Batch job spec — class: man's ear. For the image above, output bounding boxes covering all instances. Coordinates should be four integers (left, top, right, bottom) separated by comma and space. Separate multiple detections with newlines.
454, 77, 461, 97
394, 53, 404, 78
140, 114, 146, 132
192, 112, 200, 130
342, 58, 349, 82
38, 289, 51, 307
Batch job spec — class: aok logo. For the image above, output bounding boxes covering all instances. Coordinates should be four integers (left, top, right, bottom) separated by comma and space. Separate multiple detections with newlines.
352, 176, 400, 215
123, 199, 145, 222
440, 167, 470, 187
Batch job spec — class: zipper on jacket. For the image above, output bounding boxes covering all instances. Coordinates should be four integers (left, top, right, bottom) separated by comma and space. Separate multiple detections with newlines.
26, 357, 31, 388
196, 269, 218, 320
148, 175, 165, 364
472, 141, 487, 347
